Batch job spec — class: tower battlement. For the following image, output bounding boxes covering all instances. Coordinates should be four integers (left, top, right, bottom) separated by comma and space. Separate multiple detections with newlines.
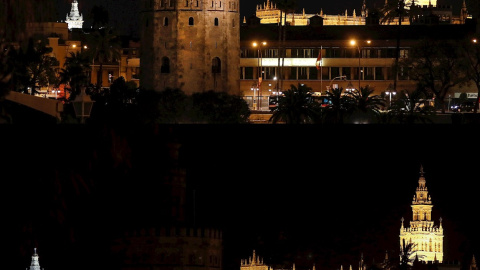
123, 226, 223, 239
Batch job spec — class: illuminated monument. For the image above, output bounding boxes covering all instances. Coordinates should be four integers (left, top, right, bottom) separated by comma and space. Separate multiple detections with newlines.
399, 166, 443, 263
65, 0, 84, 30
29, 248, 42, 270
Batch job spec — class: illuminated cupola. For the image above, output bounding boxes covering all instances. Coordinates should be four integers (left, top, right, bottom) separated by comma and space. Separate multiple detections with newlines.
66, 0, 84, 30
29, 248, 42, 270
399, 165, 443, 263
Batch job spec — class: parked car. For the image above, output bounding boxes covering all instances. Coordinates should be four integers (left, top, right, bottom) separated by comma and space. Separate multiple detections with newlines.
451, 101, 475, 112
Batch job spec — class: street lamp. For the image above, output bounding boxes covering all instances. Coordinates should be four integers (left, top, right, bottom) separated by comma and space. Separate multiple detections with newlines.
72, 86, 94, 124
253, 41, 267, 110
329, 75, 347, 91
385, 83, 396, 108
251, 82, 259, 110
349, 39, 371, 91
346, 82, 355, 92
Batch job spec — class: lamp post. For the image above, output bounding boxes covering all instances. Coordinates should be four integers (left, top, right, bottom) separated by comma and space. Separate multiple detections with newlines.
72, 86, 94, 124
350, 40, 371, 91
253, 41, 267, 111
385, 83, 396, 108
251, 82, 259, 110
329, 75, 347, 91
346, 82, 355, 92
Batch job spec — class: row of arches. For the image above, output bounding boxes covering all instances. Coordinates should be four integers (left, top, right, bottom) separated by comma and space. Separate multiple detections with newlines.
402, 238, 443, 253
160, 57, 222, 73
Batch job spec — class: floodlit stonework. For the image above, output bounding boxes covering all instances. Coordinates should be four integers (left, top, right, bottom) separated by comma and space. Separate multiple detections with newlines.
140, 0, 240, 94
29, 248, 41, 270
253, 0, 470, 26
65, 0, 84, 30
400, 166, 444, 263
241, 250, 272, 270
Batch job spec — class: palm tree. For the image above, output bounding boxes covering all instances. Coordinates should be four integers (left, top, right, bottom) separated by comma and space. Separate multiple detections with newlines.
398, 241, 416, 270
23, 38, 59, 95
322, 87, 354, 124
86, 27, 121, 90
387, 88, 434, 124
276, 0, 297, 92
347, 86, 386, 123
59, 51, 91, 98
380, 0, 408, 25
269, 83, 320, 124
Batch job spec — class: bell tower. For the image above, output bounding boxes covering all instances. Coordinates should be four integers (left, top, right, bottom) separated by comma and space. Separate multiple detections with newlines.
29, 248, 41, 270
140, 0, 240, 94
65, 0, 84, 30
399, 165, 443, 263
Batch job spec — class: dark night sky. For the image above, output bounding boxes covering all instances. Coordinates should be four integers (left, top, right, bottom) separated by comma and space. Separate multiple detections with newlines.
53, 0, 469, 36
3, 124, 479, 270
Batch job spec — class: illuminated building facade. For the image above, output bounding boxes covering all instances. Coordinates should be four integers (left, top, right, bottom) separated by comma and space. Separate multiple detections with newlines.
241, 250, 272, 270
65, 0, 84, 30
399, 166, 443, 263
239, 19, 477, 110
139, 0, 240, 94
254, 0, 470, 26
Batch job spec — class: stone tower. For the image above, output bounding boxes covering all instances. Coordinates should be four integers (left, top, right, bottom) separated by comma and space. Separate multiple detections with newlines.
110, 138, 223, 270
65, 0, 84, 30
140, 0, 240, 94
399, 165, 444, 263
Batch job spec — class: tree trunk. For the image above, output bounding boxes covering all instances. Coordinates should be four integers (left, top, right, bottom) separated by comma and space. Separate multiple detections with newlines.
393, 2, 403, 93
475, 82, 480, 113
98, 63, 103, 90
281, 11, 287, 93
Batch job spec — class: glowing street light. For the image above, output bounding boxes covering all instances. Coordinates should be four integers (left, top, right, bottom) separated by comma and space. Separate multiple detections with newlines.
349, 39, 371, 91
328, 75, 347, 91
72, 86, 94, 124
385, 83, 396, 107
251, 82, 259, 110
346, 82, 355, 92
252, 41, 267, 110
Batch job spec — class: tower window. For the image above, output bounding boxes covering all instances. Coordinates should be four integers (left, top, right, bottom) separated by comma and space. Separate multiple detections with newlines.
164, 17, 169, 26
212, 57, 221, 73
196, 0, 199, 6
189, 17, 194, 25
214, 18, 219, 26
185, 0, 188, 6
161, 57, 170, 73
169, 0, 175, 7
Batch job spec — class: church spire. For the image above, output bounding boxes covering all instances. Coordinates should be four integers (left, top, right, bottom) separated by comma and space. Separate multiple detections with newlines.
400, 165, 443, 263
66, 0, 84, 30
413, 165, 431, 205
471, 255, 477, 270
29, 248, 41, 270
